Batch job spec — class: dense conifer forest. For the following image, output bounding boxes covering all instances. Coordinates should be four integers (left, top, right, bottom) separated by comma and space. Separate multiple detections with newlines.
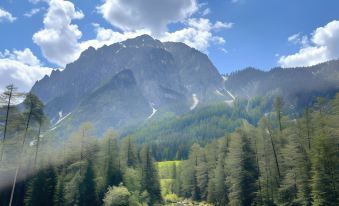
0, 85, 338, 206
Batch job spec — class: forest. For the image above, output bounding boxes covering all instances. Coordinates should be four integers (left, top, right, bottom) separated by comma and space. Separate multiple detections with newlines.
0, 84, 338, 206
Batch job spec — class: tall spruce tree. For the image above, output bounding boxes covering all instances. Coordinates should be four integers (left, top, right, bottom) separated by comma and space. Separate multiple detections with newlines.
226, 130, 258, 206
310, 99, 339, 206
79, 160, 98, 206
0, 84, 22, 160
24, 166, 57, 206
140, 145, 162, 205
9, 93, 44, 206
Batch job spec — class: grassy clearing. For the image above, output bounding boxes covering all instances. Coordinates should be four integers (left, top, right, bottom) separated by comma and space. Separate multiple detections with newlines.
157, 160, 181, 179
157, 160, 182, 202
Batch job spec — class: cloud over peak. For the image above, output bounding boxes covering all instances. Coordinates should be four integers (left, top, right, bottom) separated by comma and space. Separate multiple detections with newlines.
98, 0, 198, 35
279, 20, 339, 68
30, 0, 231, 68
0, 48, 53, 92
162, 18, 233, 52
32, 0, 84, 66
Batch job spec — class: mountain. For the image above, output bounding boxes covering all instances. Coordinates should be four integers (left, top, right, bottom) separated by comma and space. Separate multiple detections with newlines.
31, 34, 339, 134
31, 35, 229, 133
223, 60, 339, 108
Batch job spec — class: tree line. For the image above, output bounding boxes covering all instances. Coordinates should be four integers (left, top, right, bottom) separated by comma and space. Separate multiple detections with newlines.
0, 83, 338, 206
171, 95, 339, 205
0, 84, 162, 206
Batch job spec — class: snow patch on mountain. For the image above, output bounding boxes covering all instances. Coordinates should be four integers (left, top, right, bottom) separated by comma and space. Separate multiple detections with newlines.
147, 103, 158, 119
190, 94, 199, 110
215, 89, 225, 96
226, 89, 236, 100
225, 100, 234, 106
55, 113, 71, 126
119, 42, 126, 48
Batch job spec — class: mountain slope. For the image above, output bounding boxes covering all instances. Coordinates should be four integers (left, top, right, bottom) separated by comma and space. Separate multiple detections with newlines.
31, 35, 228, 132
224, 60, 339, 107
31, 34, 339, 134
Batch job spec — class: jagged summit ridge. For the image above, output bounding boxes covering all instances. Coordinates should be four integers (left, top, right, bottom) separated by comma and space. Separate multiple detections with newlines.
31, 35, 226, 133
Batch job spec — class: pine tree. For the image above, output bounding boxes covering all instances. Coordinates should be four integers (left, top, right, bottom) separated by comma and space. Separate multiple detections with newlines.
140, 145, 162, 205
213, 136, 229, 206
226, 130, 258, 206
310, 100, 339, 206
24, 166, 57, 206
79, 160, 98, 206
0, 84, 22, 160
104, 129, 122, 187
187, 144, 202, 201
122, 137, 138, 168
278, 122, 312, 206
196, 152, 208, 200
274, 97, 283, 133
10, 93, 44, 206
99, 129, 123, 202
54, 174, 66, 206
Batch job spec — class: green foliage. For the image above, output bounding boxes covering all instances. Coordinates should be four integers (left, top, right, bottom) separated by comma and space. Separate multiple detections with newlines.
1, 83, 339, 206
24, 167, 57, 206
103, 185, 130, 206
172, 94, 339, 206
79, 161, 98, 206
157, 161, 181, 179
128, 100, 269, 160
140, 145, 162, 205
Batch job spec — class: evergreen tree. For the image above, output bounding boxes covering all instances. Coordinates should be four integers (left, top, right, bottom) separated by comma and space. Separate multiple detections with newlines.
54, 174, 66, 206
10, 93, 44, 206
310, 101, 339, 206
104, 129, 122, 187
213, 136, 229, 206
186, 144, 202, 201
79, 160, 98, 206
24, 167, 57, 206
274, 97, 283, 133
122, 137, 138, 168
0, 84, 22, 160
140, 145, 162, 205
226, 130, 258, 206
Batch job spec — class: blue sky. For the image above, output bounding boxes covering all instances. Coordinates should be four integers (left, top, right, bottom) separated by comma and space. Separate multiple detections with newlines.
1, 0, 339, 91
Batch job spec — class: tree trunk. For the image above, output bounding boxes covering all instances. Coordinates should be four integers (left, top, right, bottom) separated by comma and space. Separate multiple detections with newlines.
266, 122, 281, 178
0, 86, 13, 161
9, 105, 32, 206
34, 122, 42, 170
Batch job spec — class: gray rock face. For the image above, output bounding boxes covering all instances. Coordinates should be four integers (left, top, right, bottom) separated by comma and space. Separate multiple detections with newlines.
31, 35, 224, 131
224, 60, 339, 108
31, 34, 339, 133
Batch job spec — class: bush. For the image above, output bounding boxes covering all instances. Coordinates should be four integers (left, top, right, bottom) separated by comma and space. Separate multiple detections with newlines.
103, 185, 131, 206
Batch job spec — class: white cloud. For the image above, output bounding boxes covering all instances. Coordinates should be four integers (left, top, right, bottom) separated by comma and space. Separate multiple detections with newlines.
201, 8, 211, 16
24, 8, 43, 18
213, 21, 233, 30
0, 49, 53, 92
80, 25, 150, 50
279, 20, 339, 67
32, 0, 232, 67
287, 33, 309, 47
33, 0, 84, 66
161, 18, 232, 52
81, 18, 232, 53
0, 8, 16, 23
98, 0, 198, 35
13, 48, 41, 66
220, 48, 228, 54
